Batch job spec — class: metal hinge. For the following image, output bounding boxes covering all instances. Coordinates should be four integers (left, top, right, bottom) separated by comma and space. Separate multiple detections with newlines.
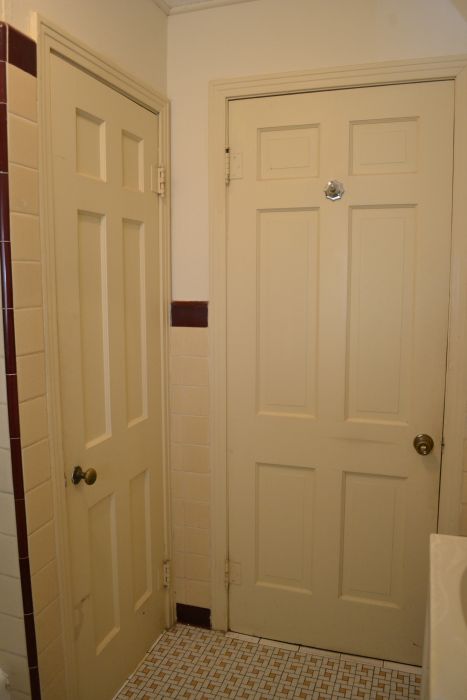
225, 147, 230, 185
162, 560, 171, 588
151, 165, 166, 196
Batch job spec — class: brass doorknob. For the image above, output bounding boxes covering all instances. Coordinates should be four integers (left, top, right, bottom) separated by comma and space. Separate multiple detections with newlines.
413, 434, 434, 456
324, 180, 345, 201
71, 465, 97, 485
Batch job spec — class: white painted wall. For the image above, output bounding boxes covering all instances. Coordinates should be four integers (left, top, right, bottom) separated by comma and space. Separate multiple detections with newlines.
4, 0, 167, 93
168, 0, 467, 300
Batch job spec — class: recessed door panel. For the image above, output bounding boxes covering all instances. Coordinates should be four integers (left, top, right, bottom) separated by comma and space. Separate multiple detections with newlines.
258, 209, 319, 417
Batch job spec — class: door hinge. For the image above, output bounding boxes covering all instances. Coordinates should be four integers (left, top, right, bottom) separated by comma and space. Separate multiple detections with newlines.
162, 560, 171, 588
151, 165, 166, 196
224, 559, 230, 588
225, 147, 230, 185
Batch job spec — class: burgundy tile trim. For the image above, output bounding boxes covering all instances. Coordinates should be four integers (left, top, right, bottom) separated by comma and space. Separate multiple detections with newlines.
29, 667, 41, 698
5, 374, 19, 437
0, 241, 13, 309
18, 556, 33, 616
14, 497, 28, 559
171, 301, 208, 328
0, 172, 10, 242
24, 612, 38, 666
2, 308, 16, 373
176, 603, 211, 629
0, 61, 6, 104
0, 35, 41, 697
0, 24, 6, 62
10, 436, 24, 498
0, 103, 7, 173
7, 26, 36, 77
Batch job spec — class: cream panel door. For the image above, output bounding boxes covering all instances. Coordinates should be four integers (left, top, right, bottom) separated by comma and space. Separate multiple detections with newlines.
227, 81, 454, 664
50, 55, 166, 700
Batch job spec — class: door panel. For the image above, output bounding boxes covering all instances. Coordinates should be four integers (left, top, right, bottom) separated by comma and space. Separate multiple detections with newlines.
227, 81, 454, 663
50, 55, 166, 700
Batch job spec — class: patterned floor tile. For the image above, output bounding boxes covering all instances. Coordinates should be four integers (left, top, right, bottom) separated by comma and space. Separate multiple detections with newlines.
116, 624, 422, 700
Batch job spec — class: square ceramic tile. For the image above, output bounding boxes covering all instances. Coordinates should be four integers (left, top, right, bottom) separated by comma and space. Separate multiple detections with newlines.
8, 114, 39, 169
31, 558, 59, 614
170, 356, 209, 387
0, 491, 16, 536
0, 649, 30, 694
170, 327, 208, 357
28, 519, 56, 574
0, 533, 20, 577
12, 261, 42, 309
25, 480, 53, 533
17, 352, 46, 402
7, 64, 37, 122
22, 439, 51, 492
14, 307, 45, 355
171, 415, 209, 446
0, 573, 23, 617
38, 634, 65, 690
10, 213, 41, 262
0, 612, 27, 656
171, 385, 209, 416
9, 163, 39, 215
19, 395, 48, 448
171, 443, 210, 473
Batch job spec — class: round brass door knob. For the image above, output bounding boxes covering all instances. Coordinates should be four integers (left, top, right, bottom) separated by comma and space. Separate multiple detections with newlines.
413, 434, 434, 456
71, 465, 97, 485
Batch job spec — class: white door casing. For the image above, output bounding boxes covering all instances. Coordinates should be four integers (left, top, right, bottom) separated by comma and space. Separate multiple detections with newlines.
49, 54, 167, 700
226, 81, 454, 663
209, 57, 467, 635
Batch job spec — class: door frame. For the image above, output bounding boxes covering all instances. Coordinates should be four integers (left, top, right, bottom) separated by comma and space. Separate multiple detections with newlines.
209, 56, 467, 631
37, 17, 173, 697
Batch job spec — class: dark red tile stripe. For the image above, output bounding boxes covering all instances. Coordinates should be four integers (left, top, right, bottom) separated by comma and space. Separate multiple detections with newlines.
7, 25, 36, 77
0, 24, 41, 700
171, 301, 208, 327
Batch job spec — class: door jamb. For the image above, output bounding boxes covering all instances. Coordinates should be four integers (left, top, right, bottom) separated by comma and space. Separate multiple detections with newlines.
37, 17, 173, 697
209, 56, 467, 631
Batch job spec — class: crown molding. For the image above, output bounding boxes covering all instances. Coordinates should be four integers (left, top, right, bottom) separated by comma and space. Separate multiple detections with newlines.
151, 0, 256, 15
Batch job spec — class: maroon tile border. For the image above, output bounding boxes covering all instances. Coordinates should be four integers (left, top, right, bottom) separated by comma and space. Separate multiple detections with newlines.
0, 23, 41, 700
176, 603, 211, 629
7, 25, 37, 77
171, 301, 208, 328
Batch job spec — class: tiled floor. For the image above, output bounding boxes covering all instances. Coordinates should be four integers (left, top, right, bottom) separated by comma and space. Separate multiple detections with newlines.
115, 624, 422, 700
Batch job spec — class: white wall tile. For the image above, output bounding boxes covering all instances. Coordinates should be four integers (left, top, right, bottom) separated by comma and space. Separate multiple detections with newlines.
10, 213, 41, 262
22, 439, 51, 492
171, 443, 210, 473
12, 262, 42, 309
7, 64, 37, 122
0, 448, 12, 494
170, 327, 208, 357
17, 353, 46, 402
0, 493, 16, 536
29, 520, 56, 575
14, 308, 44, 355
0, 574, 23, 617
8, 115, 38, 169
19, 396, 48, 447
0, 534, 20, 577
35, 599, 61, 654
9, 164, 38, 216
170, 415, 209, 446
37, 635, 65, 690
25, 481, 53, 534
170, 356, 209, 386
0, 613, 27, 656
0, 649, 30, 694
31, 559, 59, 615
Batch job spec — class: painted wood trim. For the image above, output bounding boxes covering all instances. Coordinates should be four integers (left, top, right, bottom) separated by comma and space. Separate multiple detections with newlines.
208, 56, 467, 631
151, 0, 256, 15
171, 301, 208, 327
0, 26, 41, 698
38, 17, 174, 698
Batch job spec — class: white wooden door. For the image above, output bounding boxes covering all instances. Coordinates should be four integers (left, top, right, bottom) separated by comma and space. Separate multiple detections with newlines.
227, 81, 454, 664
50, 55, 167, 699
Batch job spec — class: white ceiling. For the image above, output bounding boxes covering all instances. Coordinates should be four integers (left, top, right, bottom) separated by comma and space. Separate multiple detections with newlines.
153, 0, 257, 15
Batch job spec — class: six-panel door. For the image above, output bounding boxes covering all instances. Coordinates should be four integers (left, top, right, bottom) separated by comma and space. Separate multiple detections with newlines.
227, 81, 454, 663
50, 55, 166, 699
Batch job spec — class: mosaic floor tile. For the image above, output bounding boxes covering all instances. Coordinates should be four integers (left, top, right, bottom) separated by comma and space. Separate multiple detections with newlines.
116, 624, 422, 700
